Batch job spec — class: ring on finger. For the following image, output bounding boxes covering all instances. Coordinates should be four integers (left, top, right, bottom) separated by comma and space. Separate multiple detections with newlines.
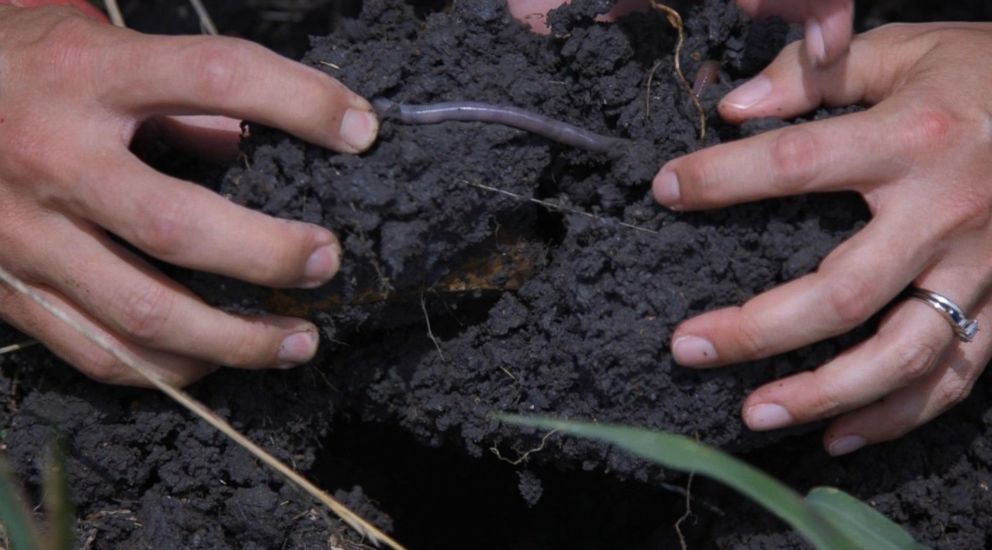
909, 288, 978, 343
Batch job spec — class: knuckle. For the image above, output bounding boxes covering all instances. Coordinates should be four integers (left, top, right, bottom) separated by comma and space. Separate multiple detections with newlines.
186, 39, 250, 102
938, 192, 992, 233
935, 377, 974, 409
30, 11, 102, 82
218, 327, 265, 368
734, 308, 773, 359
892, 340, 940, 384
823, 272, 875, 326
808, 385, 845, 419
768, 128, 820, 191
897, 107, 957, 153
117, 282, 175, 344
677, 158, 723, 206
133, 196, 189, 259
75, 347, 129, 385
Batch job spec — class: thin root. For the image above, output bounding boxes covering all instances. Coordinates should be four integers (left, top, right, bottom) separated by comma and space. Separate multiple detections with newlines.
648, 1, 707, 143
420, 293, 445, 362
490, 429, 559, 466
0, 264, 406, 550
675, 471, 695, 550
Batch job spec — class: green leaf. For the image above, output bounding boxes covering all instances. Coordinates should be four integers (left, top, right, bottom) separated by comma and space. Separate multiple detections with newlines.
42, 441, 74, 550
806, 488, 929, 550
497, 415, 860, 550
0, 454, 42, 550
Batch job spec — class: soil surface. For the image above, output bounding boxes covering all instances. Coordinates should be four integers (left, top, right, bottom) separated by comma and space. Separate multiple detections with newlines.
3, 1, 992, 549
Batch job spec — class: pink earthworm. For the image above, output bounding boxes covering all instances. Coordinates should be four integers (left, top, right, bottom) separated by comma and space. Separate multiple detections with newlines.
691, 59, 721, 98
372, 98, 628, 155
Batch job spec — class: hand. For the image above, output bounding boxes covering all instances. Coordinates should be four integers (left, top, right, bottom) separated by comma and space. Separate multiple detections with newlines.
506, 0, 648, 34
0, 5, 378, 386
508, 0, 852, 66
655, 23, 992, 455
737, 0, 853, 66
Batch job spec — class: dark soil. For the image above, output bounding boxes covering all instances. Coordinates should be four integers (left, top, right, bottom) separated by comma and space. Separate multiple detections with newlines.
3, 1, 992, 549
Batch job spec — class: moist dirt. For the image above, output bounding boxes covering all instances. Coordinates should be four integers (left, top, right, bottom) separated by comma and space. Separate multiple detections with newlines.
2, 1, 992, 548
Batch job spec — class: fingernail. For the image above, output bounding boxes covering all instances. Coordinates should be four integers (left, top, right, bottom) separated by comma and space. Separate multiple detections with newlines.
828, 435, 867, 457
278, 329, 318, 368
302, 243, 341, 288
805, 18, 828, 65
652, 170, 681, 207
340, 107, 378, 152
722, 75, 771, 111
745, 404, 793, 431
672, 335, 718, 365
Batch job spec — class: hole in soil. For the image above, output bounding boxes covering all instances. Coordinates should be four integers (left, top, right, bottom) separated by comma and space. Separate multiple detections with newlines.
312, 419, 695, 549
407, 0, 451, 18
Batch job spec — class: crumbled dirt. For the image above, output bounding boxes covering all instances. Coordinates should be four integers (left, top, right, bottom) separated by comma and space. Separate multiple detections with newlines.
2, 1, 992, 548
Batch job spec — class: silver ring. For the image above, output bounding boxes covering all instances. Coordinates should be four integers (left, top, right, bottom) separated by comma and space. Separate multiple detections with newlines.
909, 288, 978, 342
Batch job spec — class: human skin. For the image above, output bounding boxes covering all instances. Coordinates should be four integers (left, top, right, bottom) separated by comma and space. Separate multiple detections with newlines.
509, 0, 991, 456
0, 3, 378, 386
658, 23, 992, 455
506, 0, 854, 65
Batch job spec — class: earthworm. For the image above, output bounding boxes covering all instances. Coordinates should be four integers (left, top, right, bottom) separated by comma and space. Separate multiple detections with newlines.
691, 59, 721, 98
372, 98, 629, 155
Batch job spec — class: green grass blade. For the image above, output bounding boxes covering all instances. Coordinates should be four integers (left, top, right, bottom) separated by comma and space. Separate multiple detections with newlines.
42, 442, 74, 550
497, 414, 859, 550
805, 488, 929, 550
0, 455, 43, 550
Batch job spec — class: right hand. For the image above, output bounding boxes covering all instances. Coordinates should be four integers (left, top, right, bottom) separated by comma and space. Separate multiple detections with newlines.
0, 5, 378, 386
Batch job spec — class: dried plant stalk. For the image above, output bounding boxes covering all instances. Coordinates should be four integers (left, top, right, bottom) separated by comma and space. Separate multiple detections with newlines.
0, 264, 405, 550
189, 0, 219, 35
103, 0, 125, 27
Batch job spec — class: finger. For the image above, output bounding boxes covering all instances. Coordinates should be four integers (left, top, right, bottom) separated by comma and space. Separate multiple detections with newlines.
58, 152, 341, 289
805, 0, 854, 66
741, 273, 979, 431
0, 280, 213, 387
134, 115, 243, 163
736, 0, 853, 66
25, 215, 322, 370
671, 209, 934, 368
822, 299, 992, 456
105, 34, 377, 153
507, 0, 648, 34
652, 106, 907, 210
507, 0, 567, 33
717, 26, 929, 124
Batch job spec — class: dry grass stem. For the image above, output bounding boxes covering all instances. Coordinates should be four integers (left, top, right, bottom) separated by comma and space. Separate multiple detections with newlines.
189, 0, 219, 36
465, 180, 658, 235
102, 0, 125, 27
648, 1, 707, 142
0, 340, 38, 356
0, 264, 405, 550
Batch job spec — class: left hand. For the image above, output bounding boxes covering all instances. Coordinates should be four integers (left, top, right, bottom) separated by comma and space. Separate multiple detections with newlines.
656, 23, 992, 456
